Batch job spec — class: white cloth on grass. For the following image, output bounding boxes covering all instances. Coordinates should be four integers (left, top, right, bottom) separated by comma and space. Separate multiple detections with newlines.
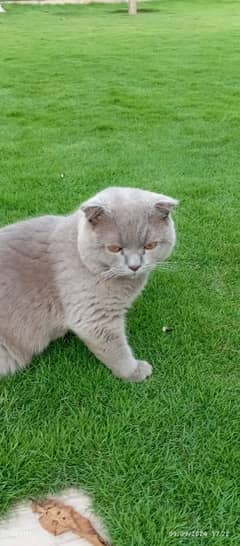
0, 488, 109, 546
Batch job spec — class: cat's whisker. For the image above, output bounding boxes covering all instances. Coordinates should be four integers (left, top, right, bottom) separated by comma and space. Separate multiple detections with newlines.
100, 268, 124, 281
156, 265, 174, 271
101, 271, 115, 281
140, 262, 176, 274
155, 260, 176, 268
157, 264, 175, 269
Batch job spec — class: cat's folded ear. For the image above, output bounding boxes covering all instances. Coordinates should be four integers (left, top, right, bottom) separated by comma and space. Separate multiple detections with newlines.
81, 204, 106, 226
154, 197, 179, 220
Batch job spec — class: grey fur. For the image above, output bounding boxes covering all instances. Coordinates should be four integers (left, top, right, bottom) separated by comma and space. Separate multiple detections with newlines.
0, 187, 178, 380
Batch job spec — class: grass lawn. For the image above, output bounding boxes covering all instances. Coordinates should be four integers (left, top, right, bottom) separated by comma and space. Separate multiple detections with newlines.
0, 0, 239, 544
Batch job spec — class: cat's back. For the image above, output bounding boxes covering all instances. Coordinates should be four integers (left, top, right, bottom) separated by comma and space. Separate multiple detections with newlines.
0, 215, 66, 357
0, 214, 61, 291
0, 214, 59, 260
0, 214, 58, 247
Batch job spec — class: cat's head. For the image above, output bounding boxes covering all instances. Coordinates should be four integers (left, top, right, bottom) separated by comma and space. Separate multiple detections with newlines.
78, 187, 178, 278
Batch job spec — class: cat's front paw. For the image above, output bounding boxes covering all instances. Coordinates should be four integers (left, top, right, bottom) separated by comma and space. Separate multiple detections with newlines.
126, 360, 152, 383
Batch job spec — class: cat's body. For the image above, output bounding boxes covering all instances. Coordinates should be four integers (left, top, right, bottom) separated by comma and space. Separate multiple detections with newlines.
0, 187, 178, 380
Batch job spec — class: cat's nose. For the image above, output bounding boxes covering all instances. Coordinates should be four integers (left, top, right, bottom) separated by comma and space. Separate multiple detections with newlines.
129, 265, 140, 272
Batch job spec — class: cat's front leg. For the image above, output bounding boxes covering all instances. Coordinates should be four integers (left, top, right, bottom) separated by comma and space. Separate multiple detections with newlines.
71, 321, 152, 382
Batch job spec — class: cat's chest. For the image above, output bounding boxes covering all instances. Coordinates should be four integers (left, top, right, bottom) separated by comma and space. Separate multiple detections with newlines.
64, 272, 148, 327
84, 275, 146, 310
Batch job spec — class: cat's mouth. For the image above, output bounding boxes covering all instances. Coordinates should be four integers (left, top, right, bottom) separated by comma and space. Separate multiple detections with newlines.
101, 264, 150, 280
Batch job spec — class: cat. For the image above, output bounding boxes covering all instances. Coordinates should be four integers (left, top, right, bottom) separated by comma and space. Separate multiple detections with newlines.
0, 187, 178, 381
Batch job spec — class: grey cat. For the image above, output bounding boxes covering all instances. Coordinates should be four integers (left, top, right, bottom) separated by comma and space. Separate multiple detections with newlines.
0, 187, 178, 381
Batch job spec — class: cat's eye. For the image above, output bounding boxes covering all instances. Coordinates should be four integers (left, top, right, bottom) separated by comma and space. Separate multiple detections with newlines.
107, 245, 122, 253
144, 242, 158, 250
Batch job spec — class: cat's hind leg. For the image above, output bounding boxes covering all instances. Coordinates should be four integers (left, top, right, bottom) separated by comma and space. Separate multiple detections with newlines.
0, 342, 25, 376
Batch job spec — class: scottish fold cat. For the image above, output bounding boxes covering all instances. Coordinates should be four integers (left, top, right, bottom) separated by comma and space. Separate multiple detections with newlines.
0, 187, 178, 380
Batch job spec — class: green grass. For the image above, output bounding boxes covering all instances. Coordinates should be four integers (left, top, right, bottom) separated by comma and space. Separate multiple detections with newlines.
0, 1, 239, 544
